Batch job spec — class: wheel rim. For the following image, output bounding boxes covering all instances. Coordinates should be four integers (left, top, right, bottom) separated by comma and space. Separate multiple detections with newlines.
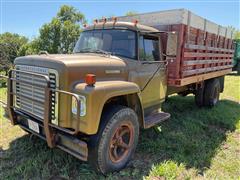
109, 122, 134, 163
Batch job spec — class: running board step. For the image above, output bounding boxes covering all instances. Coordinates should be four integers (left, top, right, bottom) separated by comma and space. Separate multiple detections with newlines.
144, 112, 170, 129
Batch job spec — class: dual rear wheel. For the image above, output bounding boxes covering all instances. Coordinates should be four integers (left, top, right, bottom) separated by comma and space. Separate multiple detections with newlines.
195, 78, 221, 107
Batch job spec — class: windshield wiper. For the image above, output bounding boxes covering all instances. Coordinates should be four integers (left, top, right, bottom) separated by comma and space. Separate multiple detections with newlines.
76, 48, 112, 56
77, 48, 111, 55
77, 48, 92, 53
93, 49, 111, 55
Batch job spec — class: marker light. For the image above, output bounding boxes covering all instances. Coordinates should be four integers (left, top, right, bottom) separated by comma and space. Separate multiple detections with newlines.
112, 17, 117, 22
102, 17, 107, 23
85, 74, 96, 86
112, 17, 117, 23
132, 19, 138, 26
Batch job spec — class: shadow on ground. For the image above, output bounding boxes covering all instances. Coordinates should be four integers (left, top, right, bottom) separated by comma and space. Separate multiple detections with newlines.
1, 96, 240, 179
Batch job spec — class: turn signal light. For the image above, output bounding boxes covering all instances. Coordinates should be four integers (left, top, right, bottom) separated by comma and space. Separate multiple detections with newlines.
85, 74, 96, 86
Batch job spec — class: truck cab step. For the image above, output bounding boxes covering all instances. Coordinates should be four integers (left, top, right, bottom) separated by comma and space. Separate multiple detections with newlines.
144, 111, 170, 129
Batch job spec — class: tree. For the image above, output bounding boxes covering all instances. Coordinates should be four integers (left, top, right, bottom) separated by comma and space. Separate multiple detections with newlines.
234, 30, 240, 40
227, 26, 240, 40
125, 11, 138, 16
0, 32, 28, 75
20, 38, 41, 55
35, 5, 86, 54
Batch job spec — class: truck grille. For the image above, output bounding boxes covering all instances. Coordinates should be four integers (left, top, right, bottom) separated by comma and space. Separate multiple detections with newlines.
14, 65, 59, 124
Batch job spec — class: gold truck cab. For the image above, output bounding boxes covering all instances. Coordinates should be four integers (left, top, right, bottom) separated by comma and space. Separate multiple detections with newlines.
5, 20, 172, 174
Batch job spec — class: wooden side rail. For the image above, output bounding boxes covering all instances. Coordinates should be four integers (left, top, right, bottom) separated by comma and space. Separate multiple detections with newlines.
185, 43, 234, 53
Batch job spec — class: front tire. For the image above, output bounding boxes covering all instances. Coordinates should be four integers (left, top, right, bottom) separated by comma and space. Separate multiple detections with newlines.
89, 105, 139, 174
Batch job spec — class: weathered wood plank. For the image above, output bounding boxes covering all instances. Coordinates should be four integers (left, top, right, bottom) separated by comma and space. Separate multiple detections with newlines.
184, 52, 233, 58
182, 65, 232, 76
183, 59, 232, 65
184, 43, 234, 53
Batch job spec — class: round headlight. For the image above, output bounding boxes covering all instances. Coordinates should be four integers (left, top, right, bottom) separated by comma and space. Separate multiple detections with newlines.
72, 95, 86, 117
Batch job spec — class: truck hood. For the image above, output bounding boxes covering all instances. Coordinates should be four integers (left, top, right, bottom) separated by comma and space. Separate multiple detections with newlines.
15, 53, 128, 90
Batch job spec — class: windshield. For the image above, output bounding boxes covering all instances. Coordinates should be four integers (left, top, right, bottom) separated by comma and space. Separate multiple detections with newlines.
73, 29, 137, 59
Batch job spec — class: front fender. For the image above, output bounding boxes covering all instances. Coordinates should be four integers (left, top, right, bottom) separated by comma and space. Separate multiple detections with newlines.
74, 81, 141, 134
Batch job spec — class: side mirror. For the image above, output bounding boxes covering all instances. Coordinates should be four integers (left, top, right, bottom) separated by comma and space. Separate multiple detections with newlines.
166, 32, 178, 57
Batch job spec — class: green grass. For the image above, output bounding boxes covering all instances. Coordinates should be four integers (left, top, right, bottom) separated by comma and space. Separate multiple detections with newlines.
0, 74, 240, 179
220, 74, 240, 102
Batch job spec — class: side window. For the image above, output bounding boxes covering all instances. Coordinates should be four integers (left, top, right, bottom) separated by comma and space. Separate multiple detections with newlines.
139, 35, 160, 61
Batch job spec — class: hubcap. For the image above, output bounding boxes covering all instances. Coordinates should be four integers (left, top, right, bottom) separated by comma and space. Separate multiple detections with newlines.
109, 123, 134, 163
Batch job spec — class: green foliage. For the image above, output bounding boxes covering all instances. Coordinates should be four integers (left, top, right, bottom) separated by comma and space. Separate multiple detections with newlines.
234, 30, 240, 40
228, 26, 240, 40
35, 5, 86, 54
125, 11, 138, 16
20, 38, 41, 55
147, 161, 186, 180
0, 32, 28, 75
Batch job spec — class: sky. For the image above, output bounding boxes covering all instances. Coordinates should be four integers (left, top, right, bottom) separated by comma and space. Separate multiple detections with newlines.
1, 0, 239, 38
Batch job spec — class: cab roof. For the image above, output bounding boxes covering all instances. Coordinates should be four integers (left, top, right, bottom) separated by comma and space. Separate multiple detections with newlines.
84, 21, 159, 33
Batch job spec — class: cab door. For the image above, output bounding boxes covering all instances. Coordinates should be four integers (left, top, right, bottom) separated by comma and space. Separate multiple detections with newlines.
137, 34, 167, 110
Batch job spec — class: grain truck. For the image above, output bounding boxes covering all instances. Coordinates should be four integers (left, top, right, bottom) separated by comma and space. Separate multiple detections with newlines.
1, 9, 234, 174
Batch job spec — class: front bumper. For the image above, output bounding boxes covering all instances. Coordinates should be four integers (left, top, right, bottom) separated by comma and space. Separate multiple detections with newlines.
0, 70, 88, 161
15, 110, 88, 161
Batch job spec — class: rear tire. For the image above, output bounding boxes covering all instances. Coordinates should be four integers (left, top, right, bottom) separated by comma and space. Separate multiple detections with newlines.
195, 84, 204, 107
203, 78, 220, 107
88, 105, 139, 174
